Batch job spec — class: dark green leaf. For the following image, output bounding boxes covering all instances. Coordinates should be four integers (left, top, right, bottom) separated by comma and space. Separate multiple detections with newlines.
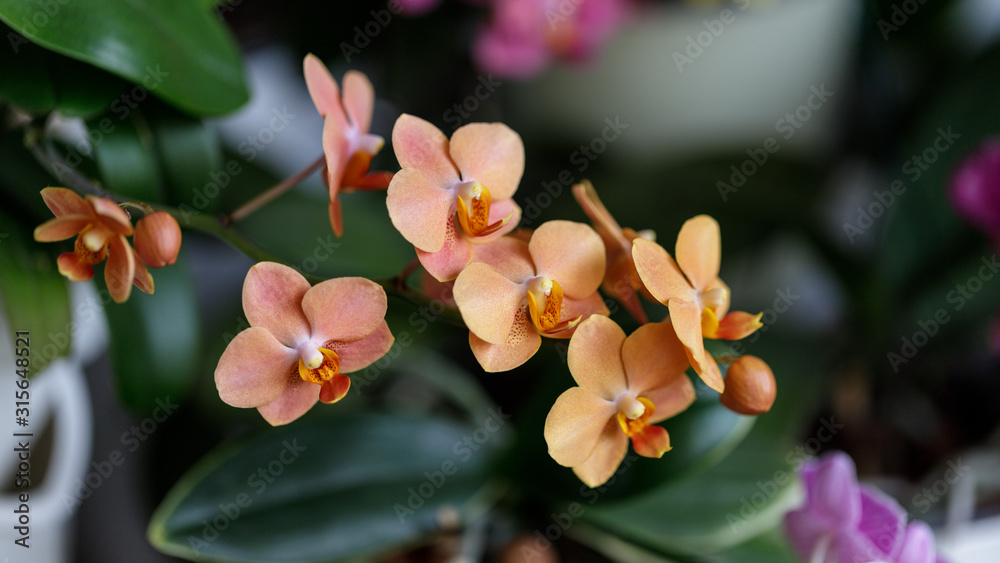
104, 258, 200, 414
89, 109, 164, 202
0, 209, 71, 377
0, 0, 248, 115
148, 413, 503, 562
147, 105, 222, 206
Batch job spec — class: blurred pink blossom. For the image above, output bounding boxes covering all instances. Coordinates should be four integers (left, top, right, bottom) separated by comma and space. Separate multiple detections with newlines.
949, 138, 1000, 242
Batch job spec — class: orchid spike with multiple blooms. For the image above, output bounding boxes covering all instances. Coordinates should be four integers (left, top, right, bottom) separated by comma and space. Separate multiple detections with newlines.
303, 55, 393, 236
544, 315, 696, 487
784, 451, 948, 563
214, 262, 394, 425
632, 215, 764, 392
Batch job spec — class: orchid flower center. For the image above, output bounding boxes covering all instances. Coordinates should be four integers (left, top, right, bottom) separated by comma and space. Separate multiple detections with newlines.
698, 287, 727, 310
74, 230, 109, 265
616, 396, 655, 437
455, 181, 513, 238
525, 276, 581, 336
297, 346, 340, 385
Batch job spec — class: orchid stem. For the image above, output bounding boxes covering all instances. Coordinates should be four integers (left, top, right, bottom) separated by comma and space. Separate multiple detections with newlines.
225, 154, 325, 225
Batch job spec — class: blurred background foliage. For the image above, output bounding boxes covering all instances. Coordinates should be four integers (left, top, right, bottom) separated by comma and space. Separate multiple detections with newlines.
1, 0, 999, 561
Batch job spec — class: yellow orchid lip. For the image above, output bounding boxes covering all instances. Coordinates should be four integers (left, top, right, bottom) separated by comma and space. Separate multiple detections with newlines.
526, 276, 581, 336
455, 182, 514, 238
297, 347, 340, 385
616, 396, 655, 437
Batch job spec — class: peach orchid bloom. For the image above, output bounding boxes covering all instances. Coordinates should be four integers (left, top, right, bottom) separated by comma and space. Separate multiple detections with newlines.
632, 215, 763, 393
572, 180, 655, 324
544, 315, 696, 488
33, 187, 153, 303
453, 220, 608, 372
304, 54, 393, 237
387, 114, 524, 282
214, 262, 394, 426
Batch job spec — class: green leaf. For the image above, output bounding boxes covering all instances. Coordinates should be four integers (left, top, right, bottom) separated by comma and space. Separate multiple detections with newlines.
0, 209, 71, 377
89, 109, 164, 202
104, 258, 200, 414
147, 104, 222, 206
149, 413, 503, 562
0, 0, 248, 115
702, 529, 800, 563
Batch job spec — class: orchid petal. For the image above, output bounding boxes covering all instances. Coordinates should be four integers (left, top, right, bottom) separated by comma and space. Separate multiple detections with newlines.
631, 424, 671, 458
215, 326, 295, 408
714, 311, 763, 340
302, 276, 387, 344
547, 292, 610, 340
805, 452, 862, 530
342, 70, 375, 133
57, 253, 94, 282
632, 238, 696, 304
416, 217, 474, 282
566, 315, 627, 400
545, 387, 616, 468
257, 377, 320, 426
131, 247, 155, 295
469, 308, 541, 372
242, 262, 312, 348
105, 235, 136, 303
303, 54, 348, 128
668, 298, 724, 392
854, 487, 907, 561
623, 320, 691, 394
40, 187, 90, 217
454, 262, 526, 345
471, 236, 535, 284
450, 122, 524, 200
676, 215, 721, 291
33, 214, 92, 242
328, 321, 394, 373
88, 196, 133, 235
386, 168, 454, 252
894, 522, 935, 563
643, 374, 696, 424
529, 220, 605, 298
322, 113, 350, 195
572, 419, 629, 489
391, 114, 460, 188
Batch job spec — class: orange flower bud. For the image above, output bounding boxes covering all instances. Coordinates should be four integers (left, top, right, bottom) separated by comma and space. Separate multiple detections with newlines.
720, 355, 776, 415
134, 211, 181, 268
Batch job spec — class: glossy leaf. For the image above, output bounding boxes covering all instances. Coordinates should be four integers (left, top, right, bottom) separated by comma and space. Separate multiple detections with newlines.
148, 413, 503, 562
0, 0, 248, 115
89, 109, 164, 202
148, 106, 222, 208
104, 258, 200, 414
0, 209, 71, 377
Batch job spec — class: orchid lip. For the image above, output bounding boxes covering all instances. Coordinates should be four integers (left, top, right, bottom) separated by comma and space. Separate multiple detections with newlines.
616, 394, 645, 420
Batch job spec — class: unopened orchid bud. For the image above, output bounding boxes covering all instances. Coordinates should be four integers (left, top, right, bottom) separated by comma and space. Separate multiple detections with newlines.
134, 211, 182, 268
720, 355, 776, 415
949, 139, 1000, 239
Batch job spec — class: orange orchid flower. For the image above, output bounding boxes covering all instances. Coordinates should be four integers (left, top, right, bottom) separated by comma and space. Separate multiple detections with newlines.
453, 221, 608, 372
304, 54, 393, 237
386, 114, 524, 282
33, 187, 153, 303
632, 215, 763, 392
544, 315, 696, 488
572, 180, 655, 324
214, 262, 394, 425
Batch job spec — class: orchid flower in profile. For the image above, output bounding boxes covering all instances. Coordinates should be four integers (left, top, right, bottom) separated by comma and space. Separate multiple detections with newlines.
544, 315, 696, 487
784, 451, 949, 563
214, 262, 394, 426
474, 0, 631, 78
304, 54, 393, 237
632, 215, 762, 392
453, 221, 607, 372
387, 114, 524, 281
33, 187, 153, 303
572, 180, 655, 324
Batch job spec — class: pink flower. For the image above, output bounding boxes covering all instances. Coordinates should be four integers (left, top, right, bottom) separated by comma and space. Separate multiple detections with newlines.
304, 55, 393, 236
949, 138, 1000, 242
387, 114, 524, 281
474, 0, 632, 78
214, 262, 394, 426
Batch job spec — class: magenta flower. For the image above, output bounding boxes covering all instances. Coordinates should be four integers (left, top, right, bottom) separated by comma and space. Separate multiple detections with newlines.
473, 0, 632, 78
784, 451, 947, 563
949, 138, 1000, 242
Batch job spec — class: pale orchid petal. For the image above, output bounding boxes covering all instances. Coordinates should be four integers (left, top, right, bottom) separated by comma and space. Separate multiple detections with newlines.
572, 419, 629, 489
546, 292, 610, 340
88, 195, 133, 235
322, 113, 350, 194
803, 453, 862, 529
33, 214, 93, 242
242, 262, 312, 348
131, 247, 155, 295
40, 187, 90, 217
303, 54, 347, 129
675, 215, 721, 291
668, 298, 724, 392
622, 320, 691, 395
469, 308, 541, 372
714, 311, 763, 340
342, 70, 375, 133
386, 168, 455, 252
454, 262, 526, 345
566, 315, 627, 400
529, 221, 605, 298
257, 377, 320, 426
449, 122, 525, 200
391, 114, 460, 188
852, 488, 907, 562
329, 322, 395, 373
215, 327, 295, 408
895, 522, 935, 563
105, 235, 136, 303
643, 375, 696, 424
302, 276, 387, 344
328, 196, 344, 238
544, 387, 616, 467
471, 236, 535, 284
632, 238, 696, 304
572, 181, 626, 246
416, 218, 474, 282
